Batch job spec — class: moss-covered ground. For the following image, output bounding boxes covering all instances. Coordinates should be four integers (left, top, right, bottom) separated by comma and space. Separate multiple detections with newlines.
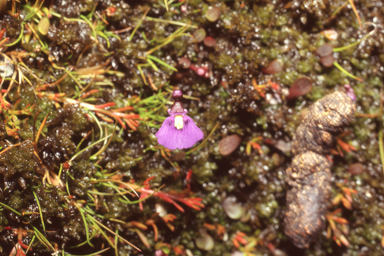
0, 0, 384, 255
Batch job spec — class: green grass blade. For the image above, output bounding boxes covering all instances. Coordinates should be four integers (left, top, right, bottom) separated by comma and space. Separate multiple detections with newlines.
32, 190, 45, 231
87, 215, 141, 251
147, 55, 177, 71
74, 203, 93, 247
129, 8, 150, 41
31, 225, 55, 250
146, 58, 159, 71
26, 235, 35, 253
0, 202, 21, 215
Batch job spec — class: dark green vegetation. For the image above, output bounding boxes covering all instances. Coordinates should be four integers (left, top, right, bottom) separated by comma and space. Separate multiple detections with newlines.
0, 0, 383, 255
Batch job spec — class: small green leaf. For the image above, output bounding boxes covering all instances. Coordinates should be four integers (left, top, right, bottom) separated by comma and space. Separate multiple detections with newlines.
38, 17, 50, 35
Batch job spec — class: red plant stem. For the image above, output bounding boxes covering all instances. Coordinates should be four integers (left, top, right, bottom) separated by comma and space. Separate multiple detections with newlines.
80, 89, 99, 99
94, 102, 116, 109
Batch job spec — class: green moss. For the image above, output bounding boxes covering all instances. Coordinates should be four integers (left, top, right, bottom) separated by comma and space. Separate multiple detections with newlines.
0, 139, 37, 177
8, 190, 23, 210
0, 0, 383, 254
296, 60, 312, 74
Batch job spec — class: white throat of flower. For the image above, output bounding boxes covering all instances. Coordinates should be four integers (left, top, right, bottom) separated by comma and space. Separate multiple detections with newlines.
174, 115, 183, 129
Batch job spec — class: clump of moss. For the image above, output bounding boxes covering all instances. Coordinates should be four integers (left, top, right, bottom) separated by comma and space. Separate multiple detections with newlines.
0, 0, 383, 255
0, 139, 37, 177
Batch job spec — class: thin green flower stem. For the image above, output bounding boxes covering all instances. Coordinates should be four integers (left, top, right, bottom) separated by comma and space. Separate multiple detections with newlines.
333, 61, 362, 81
333, 23, 376, 52
165, 88, 201, 101
86, 3, 98, 19
333, 36, 367, 52
186, 122, 220, 155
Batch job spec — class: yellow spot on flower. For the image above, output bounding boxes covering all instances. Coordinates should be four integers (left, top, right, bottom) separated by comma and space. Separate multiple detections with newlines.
174, 115, 183, 130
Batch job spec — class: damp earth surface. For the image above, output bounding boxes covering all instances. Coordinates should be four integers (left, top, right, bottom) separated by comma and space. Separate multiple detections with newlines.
0, 0, 384, 256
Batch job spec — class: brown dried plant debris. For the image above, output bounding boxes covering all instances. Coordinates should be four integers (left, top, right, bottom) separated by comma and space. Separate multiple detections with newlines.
285, 92, 356, 248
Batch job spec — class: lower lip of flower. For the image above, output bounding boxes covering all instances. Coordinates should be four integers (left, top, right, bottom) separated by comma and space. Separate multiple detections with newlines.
174, 115, 184, 129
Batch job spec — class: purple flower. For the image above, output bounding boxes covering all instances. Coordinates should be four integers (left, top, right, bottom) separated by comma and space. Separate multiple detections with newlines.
344, 84, 356, 101
155, 90, 204, 150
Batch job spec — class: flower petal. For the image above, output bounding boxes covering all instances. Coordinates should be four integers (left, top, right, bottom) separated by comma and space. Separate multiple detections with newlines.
180, 115, 204, 148
155, 115, 204, 150
155, 116, 176, 148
